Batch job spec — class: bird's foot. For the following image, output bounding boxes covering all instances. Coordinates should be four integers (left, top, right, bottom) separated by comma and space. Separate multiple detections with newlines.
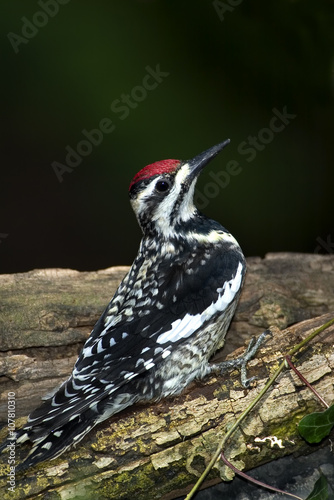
210, 330, 270, 388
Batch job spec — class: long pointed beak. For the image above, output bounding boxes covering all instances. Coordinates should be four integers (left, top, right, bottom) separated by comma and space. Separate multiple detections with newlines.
186, 139, 230, 180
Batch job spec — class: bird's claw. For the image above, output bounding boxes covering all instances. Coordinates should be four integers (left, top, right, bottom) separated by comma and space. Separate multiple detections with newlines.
214, 330, 270, 388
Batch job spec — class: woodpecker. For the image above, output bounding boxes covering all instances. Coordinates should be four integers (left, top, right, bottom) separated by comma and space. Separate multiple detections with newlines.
1, 140, 258, 470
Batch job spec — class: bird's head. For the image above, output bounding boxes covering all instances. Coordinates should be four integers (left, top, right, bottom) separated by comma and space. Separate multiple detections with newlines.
129, 140, 230, 238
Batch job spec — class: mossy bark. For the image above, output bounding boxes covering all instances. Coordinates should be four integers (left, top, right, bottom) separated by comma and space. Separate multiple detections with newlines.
0, 253, 333, 499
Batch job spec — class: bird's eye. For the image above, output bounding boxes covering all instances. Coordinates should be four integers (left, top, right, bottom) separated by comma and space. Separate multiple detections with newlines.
155, 179, 170, 193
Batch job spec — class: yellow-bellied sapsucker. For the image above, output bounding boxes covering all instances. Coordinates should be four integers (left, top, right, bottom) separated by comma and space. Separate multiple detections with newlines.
1, 140, 261, 470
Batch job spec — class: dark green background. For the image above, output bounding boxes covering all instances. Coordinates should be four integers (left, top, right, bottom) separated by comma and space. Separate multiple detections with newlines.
1, 1, 333, 274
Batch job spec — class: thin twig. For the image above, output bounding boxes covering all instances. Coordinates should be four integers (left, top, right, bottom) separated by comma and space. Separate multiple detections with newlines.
220, 452, 303, 500
285, 355, 329, 408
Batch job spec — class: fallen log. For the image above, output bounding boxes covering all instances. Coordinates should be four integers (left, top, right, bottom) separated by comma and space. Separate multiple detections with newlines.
0, 253, 333, 499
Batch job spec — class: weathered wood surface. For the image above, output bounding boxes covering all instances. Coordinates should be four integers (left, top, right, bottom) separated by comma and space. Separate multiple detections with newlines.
0, 253, 333, 499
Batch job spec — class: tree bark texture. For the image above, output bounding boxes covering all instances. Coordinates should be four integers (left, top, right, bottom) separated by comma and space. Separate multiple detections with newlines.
0, 253, 333, 499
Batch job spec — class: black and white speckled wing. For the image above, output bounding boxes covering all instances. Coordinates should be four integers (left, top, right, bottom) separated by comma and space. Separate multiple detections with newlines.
75, 238, 245, 378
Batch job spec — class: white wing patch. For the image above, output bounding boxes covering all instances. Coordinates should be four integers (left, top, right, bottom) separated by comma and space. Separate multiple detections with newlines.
156, 261, 244, 345
156, 314, 202, 344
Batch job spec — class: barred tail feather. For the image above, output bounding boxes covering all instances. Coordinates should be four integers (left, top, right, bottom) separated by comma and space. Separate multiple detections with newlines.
18, 415, 95, 470
0, 380, 139, 470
